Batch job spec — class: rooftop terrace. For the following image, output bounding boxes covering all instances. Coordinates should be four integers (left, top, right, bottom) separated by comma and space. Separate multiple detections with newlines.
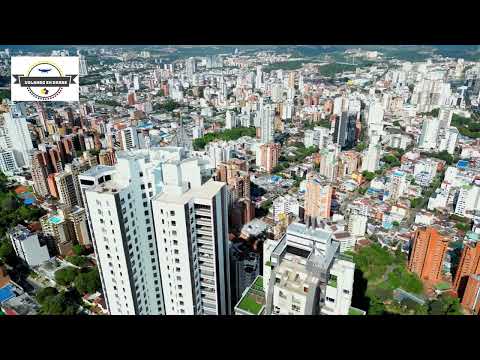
235, 276, 265, 315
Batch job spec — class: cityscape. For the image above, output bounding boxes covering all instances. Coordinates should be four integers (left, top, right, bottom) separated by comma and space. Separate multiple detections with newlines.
1, 45, 480, 316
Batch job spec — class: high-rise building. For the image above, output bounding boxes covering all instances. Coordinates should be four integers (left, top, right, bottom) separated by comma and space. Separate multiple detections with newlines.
259, 104, 275, 144
3, 105, 34, 167
264, 223, 355, 315
461, 274, 480, 315
0, 149, 19, 174
79, 54, 88, 76
55, 171, 82, 208
418, 117, 440, 150
82, 147, 187, 315
152, 161, 231, 315
304, 178, 333, 224
361, 141, 381, 173
30, 150, 51, 197
384, 170, 407, 201
8, 225, 50, 267
408, 226, 449, 283
256, 143, 280, 174
186, 57, 197, 77
230, 242, 260, 308
366, 101, 384, 138
120, 126, 139, 151
453, 241, 480, 298
438, 106, 453, 129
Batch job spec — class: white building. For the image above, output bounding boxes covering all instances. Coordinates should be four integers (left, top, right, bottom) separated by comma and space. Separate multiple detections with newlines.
81, 147, 189, 315
348, 213, 367, 237
418, 117, 440, 150
8, 225, 50, 267
152, 162, 231, 315
264, 223, 355, 315
361, 142, 381, 173
260, 104, 275, 144
384, 170, 407, 201
225, 110, 237, 129
455, 185, 480, 218
120, 126, 140, 150
206, 141, 233, 169
272, 195, 299, 222
2, 105, 34, 167
438, 127, 458, 155
0, 149, 19, 174
367, 100, 384, 138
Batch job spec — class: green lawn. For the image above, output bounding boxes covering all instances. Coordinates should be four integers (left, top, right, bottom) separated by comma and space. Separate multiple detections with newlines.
237, 293, 264, 315
349, 307, 366, 315
435, 282, 451, 291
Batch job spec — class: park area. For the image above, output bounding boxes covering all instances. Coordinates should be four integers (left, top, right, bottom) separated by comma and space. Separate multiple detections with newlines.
347, 243, 463, 315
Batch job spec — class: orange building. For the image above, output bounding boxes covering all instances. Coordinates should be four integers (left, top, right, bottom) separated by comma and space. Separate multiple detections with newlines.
324, 99, 333, 114
0, 263, 11, 288
461, 274, 480, 315
257, 143, 280, 174
47, 173, 59, 198
408, 227, 449, 283
453, 241, 480, 298
304, 178, 332, 222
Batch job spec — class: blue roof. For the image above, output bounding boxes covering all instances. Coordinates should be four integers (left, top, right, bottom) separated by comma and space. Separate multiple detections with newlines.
457, 160, 469, 169
23, 198, 35, 205
0, 284, 15, 303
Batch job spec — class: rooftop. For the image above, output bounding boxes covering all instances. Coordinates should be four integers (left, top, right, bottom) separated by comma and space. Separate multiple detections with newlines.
235, 275, 265, 315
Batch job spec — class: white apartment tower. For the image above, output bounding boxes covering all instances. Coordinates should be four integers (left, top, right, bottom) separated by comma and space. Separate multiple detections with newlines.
264, 223, 355, 315
260, 104, 275, 144
3, 105, 34, 167
152, 160, 231, 315
82, 147, 187, 315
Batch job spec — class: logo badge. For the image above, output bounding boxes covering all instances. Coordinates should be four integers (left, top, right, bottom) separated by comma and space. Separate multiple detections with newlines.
11, 57, 79, 102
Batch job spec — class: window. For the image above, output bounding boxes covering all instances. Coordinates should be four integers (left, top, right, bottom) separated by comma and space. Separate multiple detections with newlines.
326, 297, 335, 303
172, 230, 177, 236
149, 192, 153, 197
143, 201, 148, 207
170, 210, 175, 216
343, 289, 350, 295
150, 250, 155, 255
146, 219, 150, 224
148, 183, 152, 188
292, 304, 300, 312
144, 210, 149, 216
148, 235, 153, 240
149, 243, 153, 248
174, 249, 179, 255
139, 171, 143, 177
171, 221, 176, 226
141, 184, 145, 190
142, 193, 147, 199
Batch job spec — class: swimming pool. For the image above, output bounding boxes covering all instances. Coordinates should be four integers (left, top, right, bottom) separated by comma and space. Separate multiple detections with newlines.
49, 216, 63, 225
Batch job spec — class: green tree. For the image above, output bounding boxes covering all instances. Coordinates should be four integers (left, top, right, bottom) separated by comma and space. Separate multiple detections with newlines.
54, 267, 79, 286
66, 255, 89, 268
72, 244, 87, 256
75, 269, 101, 295
362, 171, 376, 181
35, 287, 59, 305
39, 292, 79, 315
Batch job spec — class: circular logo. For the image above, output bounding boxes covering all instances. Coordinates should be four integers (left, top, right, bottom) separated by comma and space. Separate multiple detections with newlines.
26, 62, 64, 100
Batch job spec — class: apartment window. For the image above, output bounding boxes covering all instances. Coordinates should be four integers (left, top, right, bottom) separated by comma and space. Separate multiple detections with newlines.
127, 193, 131, 199
148, 183, 152, 188
149, 192, 153, 197
141, 184, 145, 190
129, 203, 133, 209
292, 304, 300, 312
175, 259, 180, 264
176, 276, 181, 281
343, 289, 350, 295
139, 172, 143, 177
162, 219, 165, 224
142, 193, 147, 199
150, 250, 155, 256
171, 221, 176, 226
179, 301, 184, 306
146, 219, 150, 225
173, 240, 178, 245
170, 210, 175, 216
178, 285, 182, 290
105, 245, 109, 250
326, 297, 335, 303
153, 273, 158, 278
174, 249, 179, 255
143, 201, 148, 207
144, 210, 149, 216
171, 230, 177, 236
176, 267, 181, 272
148, 235, 153, 240
100, 219, 104, 224
151, 258, 156, 263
